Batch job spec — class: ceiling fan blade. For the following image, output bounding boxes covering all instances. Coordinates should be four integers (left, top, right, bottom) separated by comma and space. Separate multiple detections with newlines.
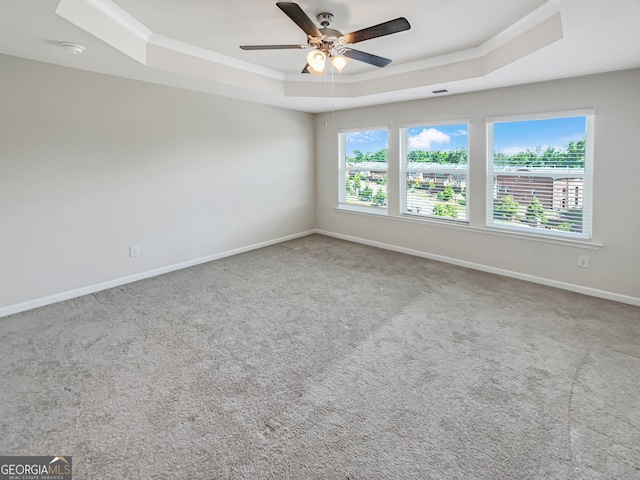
342, 48, 392, 67
240, 44, 307, 50
343, 17, 411, 44
276, 2, 322, 37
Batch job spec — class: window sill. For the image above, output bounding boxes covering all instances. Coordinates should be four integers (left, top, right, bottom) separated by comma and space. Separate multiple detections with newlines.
479, 225, 601, 249
332, 207, 602, 250
337, 204, 388, 216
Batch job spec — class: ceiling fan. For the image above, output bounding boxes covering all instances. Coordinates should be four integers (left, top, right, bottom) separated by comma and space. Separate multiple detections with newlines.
240, 2, 411, 75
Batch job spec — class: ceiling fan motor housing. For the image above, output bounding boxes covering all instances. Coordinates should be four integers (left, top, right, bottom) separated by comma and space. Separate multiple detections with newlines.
316, 12, 334, 27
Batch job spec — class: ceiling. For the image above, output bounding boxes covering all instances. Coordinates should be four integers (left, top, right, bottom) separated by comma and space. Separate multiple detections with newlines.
1, 0, 639, 113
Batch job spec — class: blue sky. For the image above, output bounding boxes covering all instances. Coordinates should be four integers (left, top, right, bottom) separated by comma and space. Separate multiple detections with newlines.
345, 130, 388, 156
345, 125, 468, 156
493, 116, 586, 155
345, 117, 586, 156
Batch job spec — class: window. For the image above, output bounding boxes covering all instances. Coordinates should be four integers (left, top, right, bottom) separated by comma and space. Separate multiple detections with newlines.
487, 111, 594, 239
339, 128, 388, 211
400, 122, 469, 221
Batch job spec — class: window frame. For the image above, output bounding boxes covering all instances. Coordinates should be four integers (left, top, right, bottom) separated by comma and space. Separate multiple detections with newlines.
485, 109, 595, 241
338, 126, 389, 214
399, 119, 470, 223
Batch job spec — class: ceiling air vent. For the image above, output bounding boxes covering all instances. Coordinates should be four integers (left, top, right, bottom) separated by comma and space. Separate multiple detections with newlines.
432, 89, 449, 94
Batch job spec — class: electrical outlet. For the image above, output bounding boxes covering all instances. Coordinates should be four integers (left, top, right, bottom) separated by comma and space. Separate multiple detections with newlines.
129, 245, 140, 257
329, 214, 334, 222
577, 255, 589, 268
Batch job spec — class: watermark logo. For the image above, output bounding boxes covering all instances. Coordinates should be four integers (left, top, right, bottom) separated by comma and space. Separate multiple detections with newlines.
0, 456, 72, 480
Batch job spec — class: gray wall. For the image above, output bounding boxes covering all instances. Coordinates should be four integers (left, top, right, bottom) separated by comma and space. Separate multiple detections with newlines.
0, 54, 315, 312
2, 54, 638, 313
315, 69, 640, 304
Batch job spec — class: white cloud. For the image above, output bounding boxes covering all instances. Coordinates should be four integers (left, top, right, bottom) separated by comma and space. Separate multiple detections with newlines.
346, 130, 386, 144
408, 128, 450, 150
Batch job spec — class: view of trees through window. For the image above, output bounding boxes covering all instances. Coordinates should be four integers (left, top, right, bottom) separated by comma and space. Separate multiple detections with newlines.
489, 115, 589, 235
339, 114, 592, 240
493, 140, 585, 167
402, 124, 469, 220
343, 129, 388, 208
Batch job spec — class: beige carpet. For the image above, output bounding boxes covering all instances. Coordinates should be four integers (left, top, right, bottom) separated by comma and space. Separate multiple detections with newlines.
1, 234, 639, 479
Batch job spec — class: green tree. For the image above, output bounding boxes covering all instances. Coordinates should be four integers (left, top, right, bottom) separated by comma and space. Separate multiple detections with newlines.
408, 150, 429, 162
351, 172, 362, 194
372, 189, 387, 206
372, 149, 388, 162
566, 140, 585, 167
432, 204, 458, 218
541, 147, 561, 166
345, 177, 353, 194
458, 187, 466, 205
437, 184, 455, 201
359, 183, 373, 201
446, 149, 468, 164
526, 196, 547, 225
349, 150, 364, 162
557, 222, 574, 232
407, 149, 467, 164
494, 138, 586, 168
494, 195, 519, 221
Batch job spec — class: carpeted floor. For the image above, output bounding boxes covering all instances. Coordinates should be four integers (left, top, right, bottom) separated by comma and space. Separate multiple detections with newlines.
1, 234, 639, 479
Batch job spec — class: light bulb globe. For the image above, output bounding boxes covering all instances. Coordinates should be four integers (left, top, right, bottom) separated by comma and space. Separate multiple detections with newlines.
331, 55, 349, 73
306, 50, 327, 70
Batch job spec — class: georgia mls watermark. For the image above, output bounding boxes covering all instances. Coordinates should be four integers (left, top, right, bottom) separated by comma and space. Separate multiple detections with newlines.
0, 456, 72, 480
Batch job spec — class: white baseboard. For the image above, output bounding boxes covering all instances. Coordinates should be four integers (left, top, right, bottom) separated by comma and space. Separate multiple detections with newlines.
3, 228, 638, 318
0, 230, 315, 318
316, 229, 640, 307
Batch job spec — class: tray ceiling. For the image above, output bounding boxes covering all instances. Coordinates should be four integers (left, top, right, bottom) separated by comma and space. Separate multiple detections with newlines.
1, 0, 639, 112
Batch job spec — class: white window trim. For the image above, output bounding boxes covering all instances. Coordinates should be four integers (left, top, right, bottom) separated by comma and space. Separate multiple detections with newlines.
399, 119, 470, 223
485, 109, 595, 241
332, 205, 603, 250
485, 109, 595, 124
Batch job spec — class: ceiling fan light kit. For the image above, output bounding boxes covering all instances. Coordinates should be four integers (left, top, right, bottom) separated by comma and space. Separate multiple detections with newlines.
330, 54, 349, 73
240, 2, 411, 76
306, 49, 326, 69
